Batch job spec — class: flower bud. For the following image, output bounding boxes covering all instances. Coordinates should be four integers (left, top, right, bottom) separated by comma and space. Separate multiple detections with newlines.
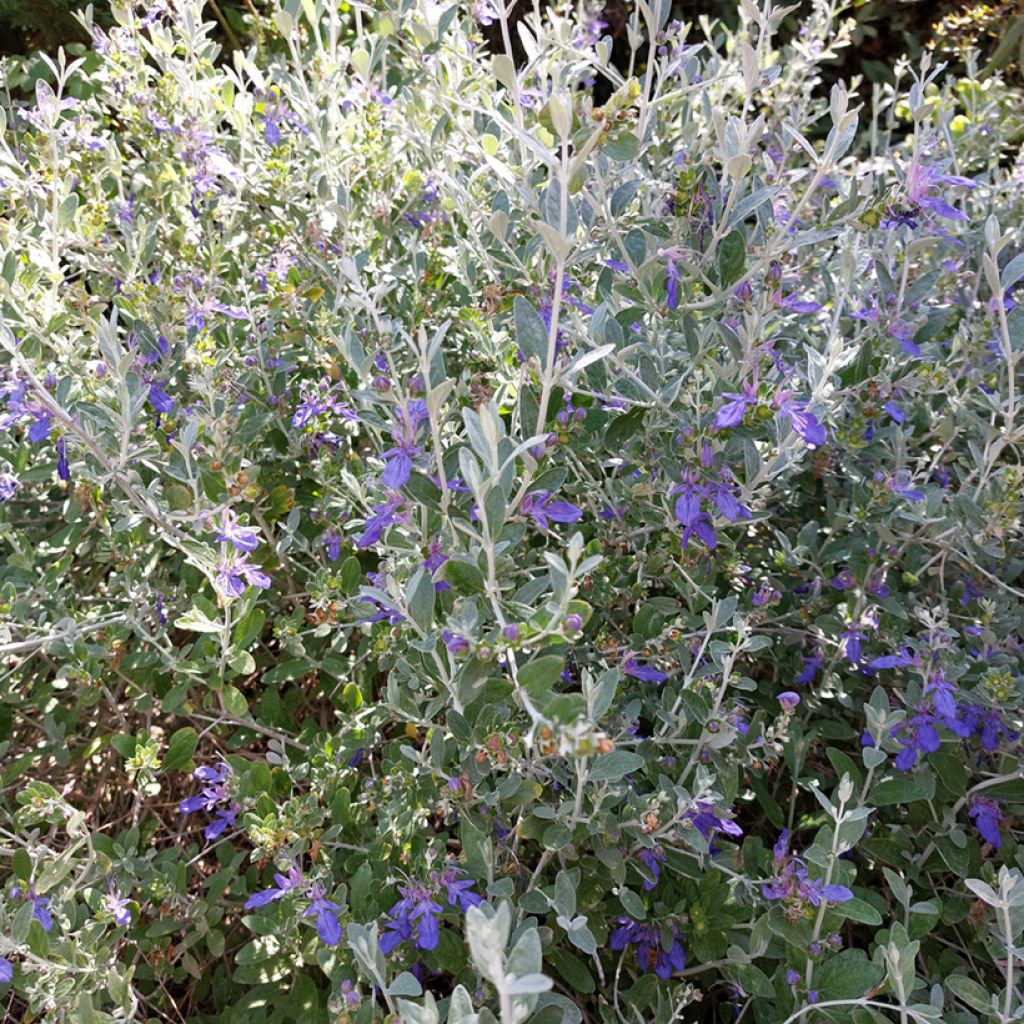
778, 691, 801, 712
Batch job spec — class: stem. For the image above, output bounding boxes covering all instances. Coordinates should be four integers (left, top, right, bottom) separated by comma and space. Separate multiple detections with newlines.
804, 791, 847, 990
218, 600, 232, 684
496, 0, 529, 175
510, 139, 571, 514
1003, 900, 1015, 1023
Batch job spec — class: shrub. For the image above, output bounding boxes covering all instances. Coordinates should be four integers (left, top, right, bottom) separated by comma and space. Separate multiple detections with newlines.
1, 1, 1023, 1022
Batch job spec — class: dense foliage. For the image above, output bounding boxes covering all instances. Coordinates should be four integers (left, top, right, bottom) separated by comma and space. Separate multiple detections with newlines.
1, 1, 1024, 1023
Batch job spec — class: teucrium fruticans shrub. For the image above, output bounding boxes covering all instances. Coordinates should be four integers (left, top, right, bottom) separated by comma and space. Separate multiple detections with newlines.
0, 0, 1023, 1020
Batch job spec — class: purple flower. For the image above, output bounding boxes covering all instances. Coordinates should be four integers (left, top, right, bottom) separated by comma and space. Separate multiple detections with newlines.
27, 412, 52, 442
28, 891, 53, 931
359, 594, 405, 625
442, 630, 470, 655
905, 157, 975, 222
103, 882, 132, 926
763, 831, 853, 907
684, 801, 743, 854
775, 394, 826, 447
292, 392, 325, 429
149, 382, 176, 416
303, 882, 343, 945
180, 762, 238, 840
323, 526, 342, 562
521, 490, 583, 529
884, 401, 905, 424
752, 583, 780, 607
672, 466, 707, 525
636, 848, 666, 890
215, 510, 260, 552
778, 691, 801, 712
839, 623, 867, 667
795, 647, 823, 684
866, 573, 892, 598
204, 803, 239, 840
356, 495, 406, 548
665, 256, 681, 310
215, 553, 272, 597
893, 711, 941, 771
889, 322, 920, 357
380, 400, 429, 488
380, 881, 444, 953
185, 299, 249, 330
245, 865, 304, 909
780, 295, 823, 314
436, 864, 482, 910
56, 436, 70, 481
0, 472, 20, 502
671, 465, 749, 551
473, 0, 499, 25
623, 656, 666, 683
681, 513, 717, 550
960, 705, 1019, 752
969, 796, 1005, 848
0, 957, 11, 984
887, 473, 925, 502
924, 671, 957, 719
10, 886, 54, 931
868, 647, 915, 671
609, 918, 687, 980
714, 386, 756, 428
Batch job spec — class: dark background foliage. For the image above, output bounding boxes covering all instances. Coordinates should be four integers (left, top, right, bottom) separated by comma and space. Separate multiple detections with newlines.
1, 0, 1022, 89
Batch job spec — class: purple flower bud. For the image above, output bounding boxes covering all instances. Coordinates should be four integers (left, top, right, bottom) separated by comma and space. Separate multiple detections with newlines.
442, 629, 470, 655
785, 970, 800, 986
501, 623, 520, 643
564, 614, 583, 633
778, 691, 801, 712
340, 980, 360, 1007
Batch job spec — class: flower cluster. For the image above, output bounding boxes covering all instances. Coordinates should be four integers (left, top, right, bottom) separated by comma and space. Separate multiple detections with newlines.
762, 832, 854, 909
609, 919, 688, 980
380, 865, 482, 954
178, 763, 239, 841
244, 865, 343, 945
